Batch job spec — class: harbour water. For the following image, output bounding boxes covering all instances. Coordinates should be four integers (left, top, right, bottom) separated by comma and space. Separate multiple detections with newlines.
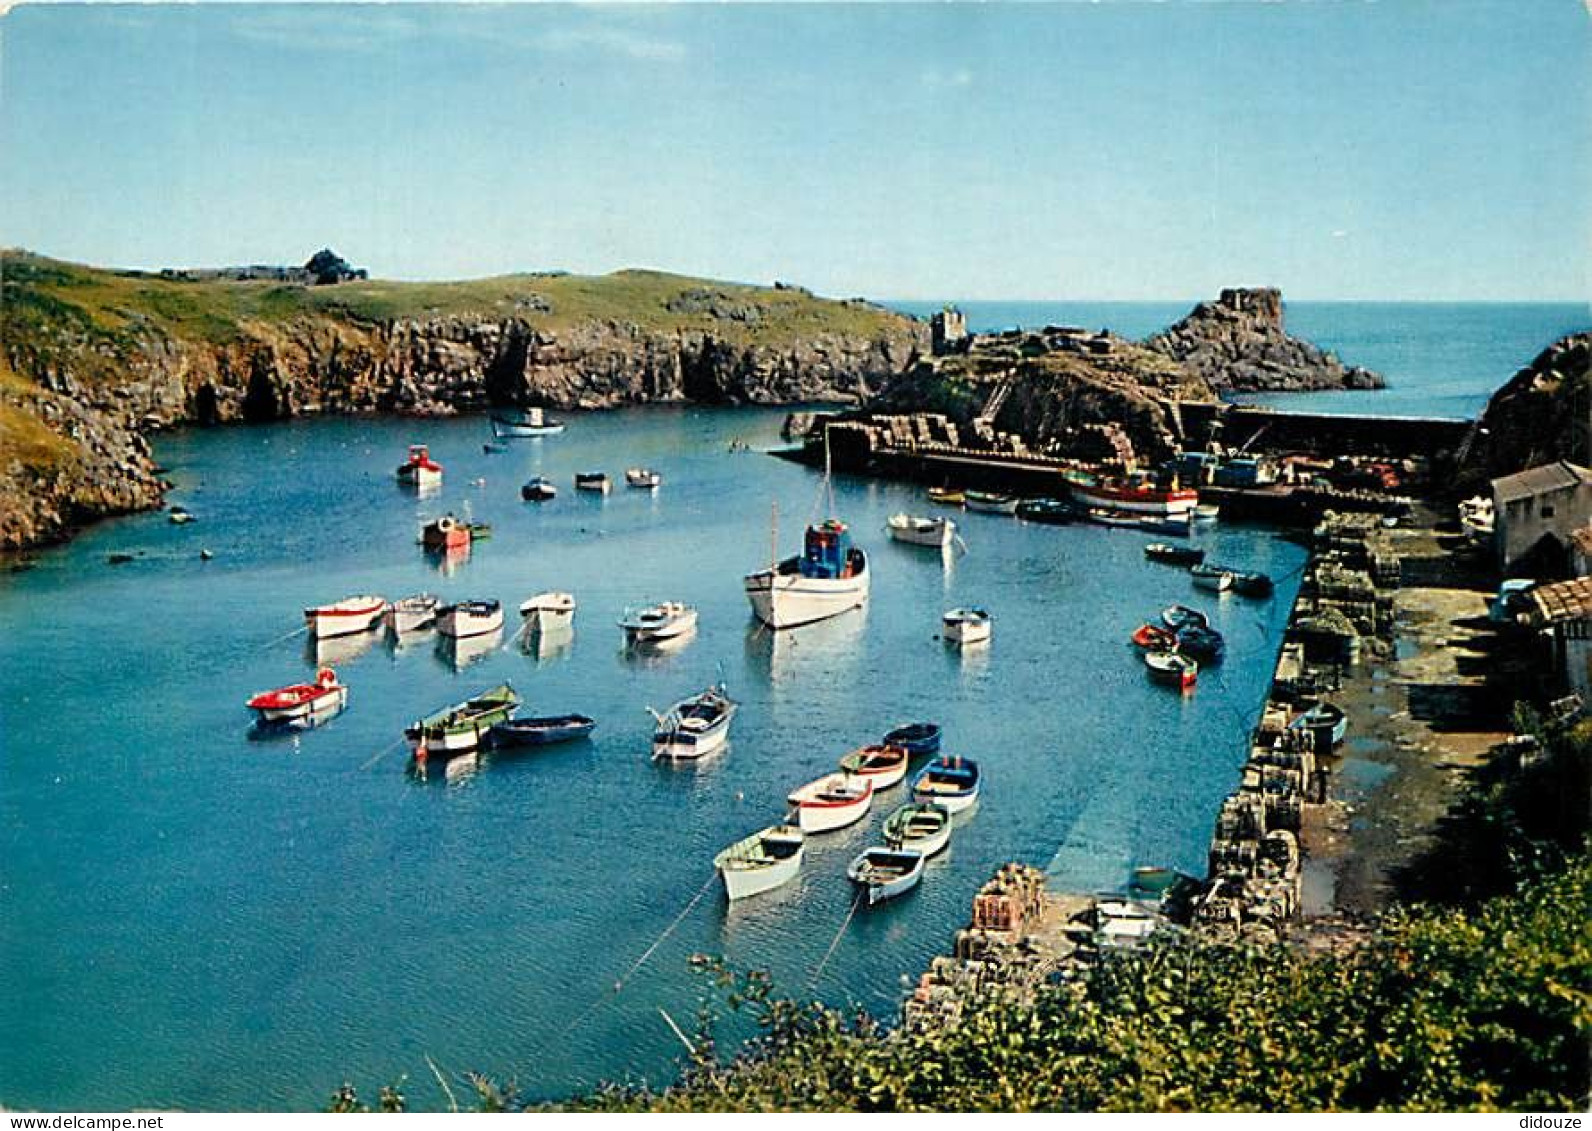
1, 407, 1305, 1110
890, 300, 1588, 419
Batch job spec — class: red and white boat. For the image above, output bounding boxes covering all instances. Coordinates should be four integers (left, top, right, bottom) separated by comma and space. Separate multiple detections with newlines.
1068, 477, 1197, 517
304, 594, 388, 639
837, 743, 910, 790
396, 444, 443, 488
787, 772, 874, 833
246, 667, 348, 725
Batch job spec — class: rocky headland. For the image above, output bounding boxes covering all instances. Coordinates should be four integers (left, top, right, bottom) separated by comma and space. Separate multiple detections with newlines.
0, 252, 925, 550
1145, 287, 1385, 393
1459, 331, 1591, 491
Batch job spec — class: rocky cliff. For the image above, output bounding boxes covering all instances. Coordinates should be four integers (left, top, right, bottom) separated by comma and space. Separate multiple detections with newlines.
0, 253, 926, 550
1145, 287, 1385, 392
1461, 332, 1591, 489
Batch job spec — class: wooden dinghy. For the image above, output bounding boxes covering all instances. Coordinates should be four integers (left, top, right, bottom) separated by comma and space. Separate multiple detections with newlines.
964, 490, 1019, 515
882, 802, 952, 858
1144, 649, 1198, 689
910, 756, 981, 813
1144, 542, 1205, 566
838, 743, 910, 790
887, 513, 956, 549
882, 722, 942, 758
1160, 604, 1209, 632
489, 713, 596, 747
714, 824, 805, 900
407, 683, 520, 757
847, 847, 926, 905
787, 772, 874, 833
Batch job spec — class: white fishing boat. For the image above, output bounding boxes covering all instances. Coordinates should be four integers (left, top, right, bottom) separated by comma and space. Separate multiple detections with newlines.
882, 802, 953, 858
713, 823, 805, 900
746, 519, 869, 629
846, 847, 926, 905
395, 444, 442, 488
619, 601, 698, 644
942, 607, 992, 645
575, 471, 612, 494
964, 491, 1019, 515
436, 598, 504, 639
304, 594, 389, 639
887, 513, 955, 549
625, 467, 662, 489
492, 407, 566, 437
387, 593, 440, 635
519, 591, 576, 632
787, 772, 874, 833
838, 743, 911, 790
651, 683, 737, 760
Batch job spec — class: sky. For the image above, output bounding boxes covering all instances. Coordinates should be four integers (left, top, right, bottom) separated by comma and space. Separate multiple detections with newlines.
0, 1, 1587, 301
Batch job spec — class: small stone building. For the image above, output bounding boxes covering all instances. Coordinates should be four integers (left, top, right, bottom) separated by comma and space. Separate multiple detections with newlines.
1524, 576, 1592, 703
930, 307, 968, 356
1492, 461, 1592, 576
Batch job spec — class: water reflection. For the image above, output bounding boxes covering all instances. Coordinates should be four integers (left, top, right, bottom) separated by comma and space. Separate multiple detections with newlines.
386, 625, 437, 656
522, 623, 575, 664
304, 628, 381, 667
436, 627, 504, 671
426, 543, 472, 576
743, 605, 868, 692
621, 625, 697, 664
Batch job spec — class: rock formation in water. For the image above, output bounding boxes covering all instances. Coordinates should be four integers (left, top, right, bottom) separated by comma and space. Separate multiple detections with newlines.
1460, 331, 1591, 488
0, 252, 926, 550
1145, 287, 1385, 393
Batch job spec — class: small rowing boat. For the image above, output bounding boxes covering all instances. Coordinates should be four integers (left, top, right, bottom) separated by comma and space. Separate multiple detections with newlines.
574, 471, 611, 494
882, 802, 952, 857
489, 713, 596, 747
887, 513, 956, 549
519, 591, 575, 632
1161, 604, 1209, 632
624, 467, 662, 489
787, 772, 874, 833
520, 476, 557, 502
407, 683, 520, 757
1289, 698, 1349, 747
883, 722, 942, 758
247, 666, 347, 725
620, 601, 697, 644
304, 595, 388, 639
911, 756, 980, 813
1131, 623, 1175, 649
941, 607, 992, 646
387, 593, 440, 635
1016, 498, 1075, 525
927, 486, 965, 506
1174, 624, 1225, 662
964, 490, 1019, 515
1144, 649, 1198, 689
437, 598, 504, 639
838, 743, 910, 790
652, 683, 736, 760
1222, 568, 1275, 597
1190, 564, 1234, 592
714, 824, 805, 901
846, 847, 926, 906
396, 444, 442, 488
1144, 542, 1205, 566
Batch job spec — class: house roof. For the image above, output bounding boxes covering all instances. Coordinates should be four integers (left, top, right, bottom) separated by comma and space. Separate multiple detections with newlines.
1526, 576, 1592, 626
1492, 460, 1592, 503
1571, 525, 1592, 560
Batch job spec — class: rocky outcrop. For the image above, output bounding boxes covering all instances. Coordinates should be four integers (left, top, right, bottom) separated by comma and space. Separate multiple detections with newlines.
1461, 332, 1591, 489
1146, 288, 1385, 393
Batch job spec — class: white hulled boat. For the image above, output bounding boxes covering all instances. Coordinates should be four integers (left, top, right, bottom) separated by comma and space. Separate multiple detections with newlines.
492, 406, 566, 437
964, 491, 1019, 515
437, 598, 504, 639
246, 666, 348, 726
519, 591, 576, 632
387, 594, 440, 635
846, 847, 926, 905
714, 824, 805, 900
625, 467, 663, 489
887, 513, 955, 549
787, 772, 873, 833
651, 683, 737, 760
304, 595, 389, 639
620, 601, 697, 644
1068, 474, 1197, 516
942, 607, 992, 646
396, 444, 442, 488
745, 519, 869, 629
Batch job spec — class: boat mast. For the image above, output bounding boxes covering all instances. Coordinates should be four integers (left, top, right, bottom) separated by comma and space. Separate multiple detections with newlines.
770, 500, 779, 568
823, 425, 836, 518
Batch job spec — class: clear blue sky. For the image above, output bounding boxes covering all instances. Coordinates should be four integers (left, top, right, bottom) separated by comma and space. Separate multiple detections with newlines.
1, 2, 1586, 300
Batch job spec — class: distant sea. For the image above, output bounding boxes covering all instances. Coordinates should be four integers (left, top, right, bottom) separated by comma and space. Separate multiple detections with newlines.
886, 300, 1589, 421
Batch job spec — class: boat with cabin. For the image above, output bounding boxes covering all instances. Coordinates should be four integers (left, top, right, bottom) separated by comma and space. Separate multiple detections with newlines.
1068, 473, 1197, 517
625, 467, 662, 489
437, 598, 504, 639
489, 713, 596, 747
575, 471, 612, 494
838, 743, 911, 790
1144, 649, 1198, 689
387, 594, 440, 635
1190, 564, 1234, 592
883, 722, 942, 758
941, 607, 992, 646
887, 513, 955, 549
421, 515, 471, 553
964, 490, 1019, 515
519, 591, 575, 632
491, 407, 565, 437
620, 601, 697, 644
1145, 542, 1205, 566
787, 772, 874, 833
745, 519, 869, 630
651, 683, 737, 760
846, 847, 926, 906
396, 444, 442, 488
247, 666, 348, 726
714, 824, 805, 901
911, 756, 981, 813
304, 595, 388, 639
406, 683, 520, 757
882, 802, 952, 858
1016, 497, 1076, 525
520, 477, 558, 502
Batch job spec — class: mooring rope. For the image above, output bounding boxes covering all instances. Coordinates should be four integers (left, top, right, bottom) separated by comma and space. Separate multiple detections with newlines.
359, 736, 407, 772
258, 624, 308, 651
809, 889, 864, 990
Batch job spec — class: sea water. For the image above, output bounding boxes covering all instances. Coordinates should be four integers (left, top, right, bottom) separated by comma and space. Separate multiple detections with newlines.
1, 406, 1305, 1109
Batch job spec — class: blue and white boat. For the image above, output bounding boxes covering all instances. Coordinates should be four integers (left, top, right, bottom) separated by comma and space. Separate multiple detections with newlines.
651, 683, 737, 760
883, 722, 942, 758
910, 755, 981, 813
846, 846, 926, 905
1288, 699, 1349, 748
745, 518, 869, 630
492, 407, 565, 438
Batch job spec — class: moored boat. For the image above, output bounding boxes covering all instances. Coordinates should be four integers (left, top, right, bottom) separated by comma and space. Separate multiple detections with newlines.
625, 467, 662, 489
387, 593, 440, 635
1220, 568, 1275, 597
1288, 698, 1349, 748
745, 519, 869, 630
247, 666, 348, 725
437, 598, 504, 639
1174, 624, 1226, 662
846, 847, 926, 906
714, 824, 805, 901
1190, 564, 1234, 592
575, 471, 612, 494
519, 591, 575, 632
492, 407, 566, 437
1144, 649, 1198, 689
489, 713, 596, 747
883, 722, 942, 758
620, 601, 698, 644
396, 444, 442, 488
838, 743, 910, 790
787, 772, 874, 833
651, 683, 737, 760
420, 514, 471, 552
941, 607, 992, 646
887, 513, 955, 549
927, 486, 965, 506
406, 683, 520, 757
964, 490, 1019, 515
1193, 503, 1221, 524
520, 476, 558, 502
911, 755, 981, 813
1068, 476, 1198, 516
304, 595, 389, 639
1015, 497, 1076, 525
1131, 623, 1176, 649
1161, 604, 1210, 631
1144, 542, 1205, 566
882, 802, 952, 858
